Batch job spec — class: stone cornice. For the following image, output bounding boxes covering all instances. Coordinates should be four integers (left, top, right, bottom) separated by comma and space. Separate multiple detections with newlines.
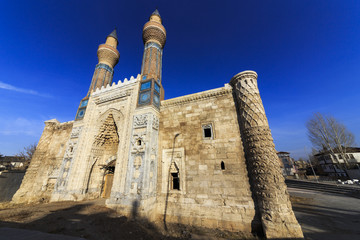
229, 70, 258, 87
161, 84, 232, 108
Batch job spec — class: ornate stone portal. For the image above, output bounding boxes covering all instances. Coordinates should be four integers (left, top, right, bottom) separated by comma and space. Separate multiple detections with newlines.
12, 10, 304, 239
230, 71, 304, 239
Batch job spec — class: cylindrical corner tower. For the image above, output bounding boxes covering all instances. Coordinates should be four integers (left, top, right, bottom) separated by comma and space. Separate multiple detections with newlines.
137, 9, 166, 108
230, 71, 304, 239
75, 29, 120, 120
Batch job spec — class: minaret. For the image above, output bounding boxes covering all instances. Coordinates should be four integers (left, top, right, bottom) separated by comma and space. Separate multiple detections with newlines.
108, 10, 166, 213
230, 71, 304, 238
75, 29, 120, 120
137, 9, 166, 108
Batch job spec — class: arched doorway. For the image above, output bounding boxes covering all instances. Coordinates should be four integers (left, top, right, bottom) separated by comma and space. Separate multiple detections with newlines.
86, 113, 119, 199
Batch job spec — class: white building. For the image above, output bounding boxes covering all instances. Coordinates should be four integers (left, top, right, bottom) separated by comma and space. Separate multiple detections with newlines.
314, 147, 360, 177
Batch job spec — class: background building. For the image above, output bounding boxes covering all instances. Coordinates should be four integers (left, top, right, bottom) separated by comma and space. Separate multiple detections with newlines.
0, 156, 27, 171
277, 151, 297, 176
314, 147, 360, 178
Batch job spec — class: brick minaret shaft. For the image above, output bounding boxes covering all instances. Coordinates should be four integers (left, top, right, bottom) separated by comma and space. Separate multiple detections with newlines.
230, 71, 304, 239
75, 29, 120, 120
137, 9, 166, 107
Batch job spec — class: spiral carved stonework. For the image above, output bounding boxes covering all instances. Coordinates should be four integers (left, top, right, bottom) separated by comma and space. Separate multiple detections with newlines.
142, 15, 166, 48
97, 44, 120, 68
230, 71, 304, 239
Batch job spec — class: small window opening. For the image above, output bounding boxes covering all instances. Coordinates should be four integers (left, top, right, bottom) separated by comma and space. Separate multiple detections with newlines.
171, 172, 180, 190
202, 124, 213, 139
107, 166, 115, 174
221, 161, 225, 170
137, 140, 142, 146
204, 128, 212, 138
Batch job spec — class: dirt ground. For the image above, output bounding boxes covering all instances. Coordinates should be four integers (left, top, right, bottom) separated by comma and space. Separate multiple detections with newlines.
3, 192, 354, 240
0, 199, 254, 240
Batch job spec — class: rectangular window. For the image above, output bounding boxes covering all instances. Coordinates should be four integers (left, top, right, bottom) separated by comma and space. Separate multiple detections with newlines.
204, 128, 211, 137
171, 173, 180, 190
202, 124, 214, 139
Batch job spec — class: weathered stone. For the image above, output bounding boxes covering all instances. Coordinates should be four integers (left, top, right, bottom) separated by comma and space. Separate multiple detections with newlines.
12, 120, 73, 203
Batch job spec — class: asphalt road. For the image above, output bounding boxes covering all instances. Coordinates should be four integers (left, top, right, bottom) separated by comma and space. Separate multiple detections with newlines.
289, 187, 360, 240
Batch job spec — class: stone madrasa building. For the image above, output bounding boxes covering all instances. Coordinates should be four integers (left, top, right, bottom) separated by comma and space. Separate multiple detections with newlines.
12, 10, 303, 238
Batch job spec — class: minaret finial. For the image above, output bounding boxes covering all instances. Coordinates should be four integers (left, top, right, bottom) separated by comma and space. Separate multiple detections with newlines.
152, 9, 160, 17
107, 28, 118, 42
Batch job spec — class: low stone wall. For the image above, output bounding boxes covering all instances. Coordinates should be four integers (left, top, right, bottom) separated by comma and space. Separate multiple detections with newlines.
0, 171, 25, 202
346, 169, 360, 179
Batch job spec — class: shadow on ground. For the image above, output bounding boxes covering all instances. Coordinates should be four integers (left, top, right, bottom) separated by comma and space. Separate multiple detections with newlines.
0, 200, 254, 240
0, 201, 181, 240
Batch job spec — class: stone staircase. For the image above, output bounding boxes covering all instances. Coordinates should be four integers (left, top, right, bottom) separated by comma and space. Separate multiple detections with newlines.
285, 179, 360, 199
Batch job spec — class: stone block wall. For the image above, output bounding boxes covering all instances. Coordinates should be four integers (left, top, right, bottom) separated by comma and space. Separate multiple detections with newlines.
12, 120, 73, 203
157, 85, 257, 233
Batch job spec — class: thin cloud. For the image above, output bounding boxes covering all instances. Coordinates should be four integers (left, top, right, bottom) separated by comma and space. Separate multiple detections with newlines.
0, 81, 52, 98
0, 117, 44, 137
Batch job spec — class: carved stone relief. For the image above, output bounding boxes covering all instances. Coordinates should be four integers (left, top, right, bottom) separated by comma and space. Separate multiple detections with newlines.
152, 115, 159, 130
55, 157, 73, 191
70, 126, 83, 138
133, 114, 148, 128
93, 114, 119, 147
134, 155, 142, 169
131, 134, 146, 154
64, 141, 77, 159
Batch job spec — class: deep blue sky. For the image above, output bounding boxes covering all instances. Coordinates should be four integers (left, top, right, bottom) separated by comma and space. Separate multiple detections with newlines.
1, 0, 359, 159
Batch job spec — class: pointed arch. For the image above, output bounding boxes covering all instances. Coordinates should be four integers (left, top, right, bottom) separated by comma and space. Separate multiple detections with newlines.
85, 110, 123, 198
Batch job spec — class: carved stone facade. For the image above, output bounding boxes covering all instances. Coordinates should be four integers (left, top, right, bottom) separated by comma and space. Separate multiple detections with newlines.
12, 10, 303, 239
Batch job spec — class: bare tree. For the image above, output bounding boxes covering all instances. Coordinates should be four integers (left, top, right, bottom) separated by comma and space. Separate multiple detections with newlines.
16, 143, 37, 162
306, 113, 355, 168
